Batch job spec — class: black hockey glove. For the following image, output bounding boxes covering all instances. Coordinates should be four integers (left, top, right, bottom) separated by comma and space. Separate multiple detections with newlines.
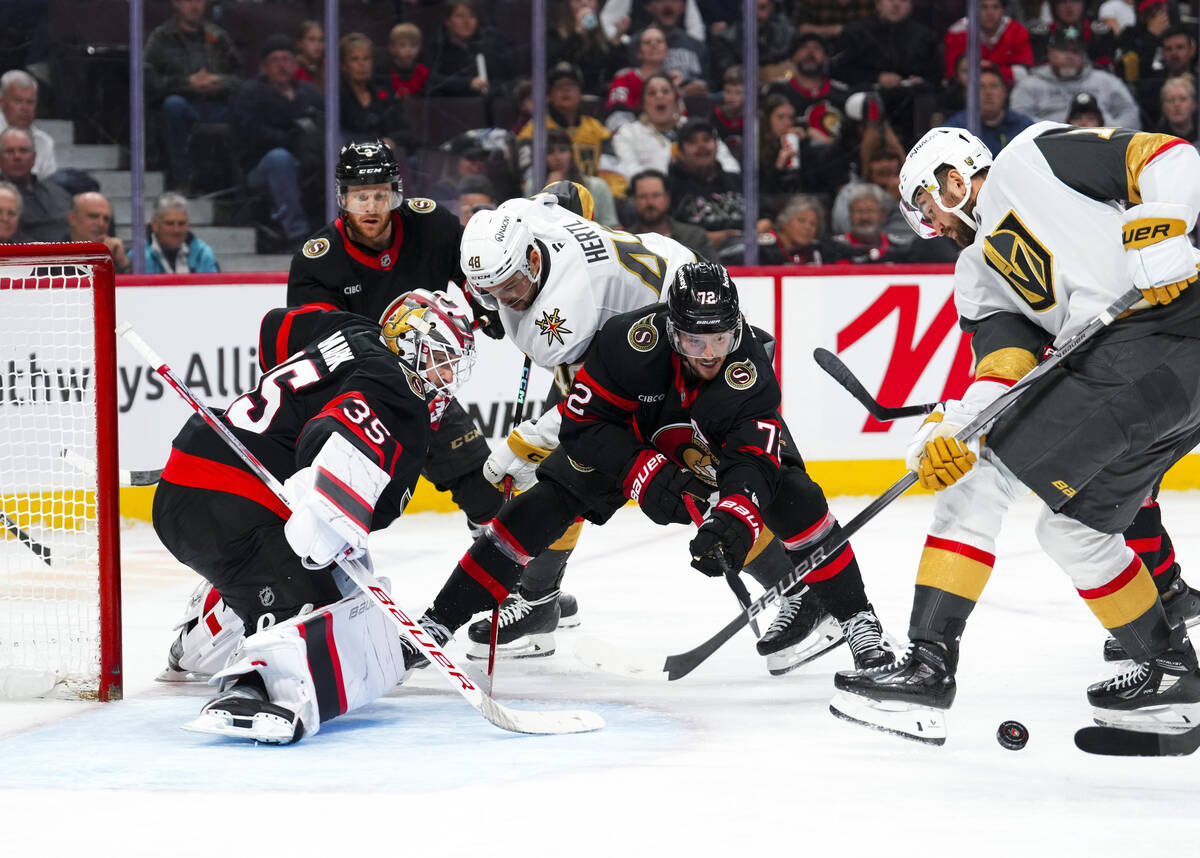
689, 495, 763, 577
467, 293, 505, 339
622, 449, 710, 526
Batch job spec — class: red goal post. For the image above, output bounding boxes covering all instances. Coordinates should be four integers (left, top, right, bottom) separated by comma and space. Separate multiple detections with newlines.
0, 242, 121, 701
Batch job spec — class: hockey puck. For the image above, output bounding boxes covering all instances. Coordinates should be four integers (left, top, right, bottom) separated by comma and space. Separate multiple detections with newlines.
997, 720, 1029, 751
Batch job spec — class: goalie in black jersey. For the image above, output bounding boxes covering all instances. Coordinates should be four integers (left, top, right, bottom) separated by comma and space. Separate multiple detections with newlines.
413, 262, 896, 674
153, 291, 475, 743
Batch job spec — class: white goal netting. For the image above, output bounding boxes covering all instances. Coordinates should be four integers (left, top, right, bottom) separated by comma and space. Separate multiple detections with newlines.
0, 261, 112, 699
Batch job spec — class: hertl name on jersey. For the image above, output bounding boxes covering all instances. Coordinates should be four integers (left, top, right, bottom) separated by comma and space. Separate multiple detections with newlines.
561, 220, 610, 264
318, 331, 355, 371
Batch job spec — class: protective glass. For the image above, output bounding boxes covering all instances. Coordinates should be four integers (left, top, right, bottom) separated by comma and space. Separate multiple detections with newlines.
899, 196, 939, 240
667, 319, 742, 359
469, 268, 536, 310
337, 186, 403, 214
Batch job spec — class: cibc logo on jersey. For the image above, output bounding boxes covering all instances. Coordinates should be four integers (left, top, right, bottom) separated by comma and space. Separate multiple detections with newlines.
982, 210, 1056, 312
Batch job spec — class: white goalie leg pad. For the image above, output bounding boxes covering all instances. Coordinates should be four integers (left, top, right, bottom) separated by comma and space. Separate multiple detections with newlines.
925, 450, 1024, 551
1034, 506, 1134, 591
159, 580, 244, 682
829, 691, 948, 746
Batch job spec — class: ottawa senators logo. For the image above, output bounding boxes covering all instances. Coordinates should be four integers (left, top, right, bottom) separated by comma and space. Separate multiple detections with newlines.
627, 313, 659, 352
568, 456, 594, 473
406, 198, 436, 213
982, 210, 1056, 312
652, 423, 718, 486
303, 237, 329, 258
724, 359, 756, 390
400, 364, 425, 398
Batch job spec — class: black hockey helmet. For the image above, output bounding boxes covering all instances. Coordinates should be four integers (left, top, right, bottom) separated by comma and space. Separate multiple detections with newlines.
665, 262, 742, 359
335, 139, 403, 213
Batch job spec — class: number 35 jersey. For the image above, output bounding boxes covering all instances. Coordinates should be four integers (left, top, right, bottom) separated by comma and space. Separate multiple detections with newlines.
492, 195, 698, 390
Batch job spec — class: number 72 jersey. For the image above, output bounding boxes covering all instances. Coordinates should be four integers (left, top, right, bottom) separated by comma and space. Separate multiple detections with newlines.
493, 196, 699, 391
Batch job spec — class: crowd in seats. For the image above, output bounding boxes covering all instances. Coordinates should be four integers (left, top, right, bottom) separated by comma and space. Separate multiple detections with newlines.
0, 0, 1196, 266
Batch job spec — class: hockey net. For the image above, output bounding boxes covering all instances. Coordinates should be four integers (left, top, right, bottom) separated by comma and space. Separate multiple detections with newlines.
0, 243, 121, 700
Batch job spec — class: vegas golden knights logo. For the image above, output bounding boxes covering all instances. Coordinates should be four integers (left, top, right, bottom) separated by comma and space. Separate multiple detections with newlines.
982, 210, 1056, 312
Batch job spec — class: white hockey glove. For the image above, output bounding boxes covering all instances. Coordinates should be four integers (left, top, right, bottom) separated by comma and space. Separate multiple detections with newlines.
482, 406, 561, 492
283, 434, 391, 570
1122, 202, 1200, 306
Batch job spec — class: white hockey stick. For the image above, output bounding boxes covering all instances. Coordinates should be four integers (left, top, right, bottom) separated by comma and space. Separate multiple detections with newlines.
61, 448, 163, 487
118, 322, 603, 736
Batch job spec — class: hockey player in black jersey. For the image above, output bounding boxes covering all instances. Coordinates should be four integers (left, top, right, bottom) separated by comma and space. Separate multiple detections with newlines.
154, 291, 476, 743
412, 263, 894, 674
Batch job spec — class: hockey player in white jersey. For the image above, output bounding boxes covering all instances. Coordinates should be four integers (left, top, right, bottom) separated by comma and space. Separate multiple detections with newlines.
832, 124, 1200, 744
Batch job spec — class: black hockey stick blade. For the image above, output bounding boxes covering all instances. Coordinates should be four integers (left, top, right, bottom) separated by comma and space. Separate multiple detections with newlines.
1074, 724, 1200, 757
812, 348, 938, 421
1, 510, 51, 566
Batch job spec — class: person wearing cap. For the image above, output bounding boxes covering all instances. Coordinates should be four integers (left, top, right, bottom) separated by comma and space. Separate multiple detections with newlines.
1066, 90, 1106, 127
144, 0, 242, 193
946, 64, 1034, 155
1029, 0, 1117, 69
230, 33, 324, 246
1011, 25, 1140, 129
666, 116, 744, 261
944, 0, 1033, 86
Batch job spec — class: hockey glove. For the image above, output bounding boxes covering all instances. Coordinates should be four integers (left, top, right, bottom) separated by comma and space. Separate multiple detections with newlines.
482, 407, 560, 492
622, 449, 710, 526
689, 495, 763, 576
467, 292, 505, 339
905, 406, 979, 491
1123, 202, 1200, 306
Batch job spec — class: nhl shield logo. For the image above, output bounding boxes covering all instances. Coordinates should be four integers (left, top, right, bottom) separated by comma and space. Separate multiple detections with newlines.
258, 586, 276, 607
627, 313, 659, 352
724, 359, 756, 390
303, 237, 329, 259
379, 252, 393, 268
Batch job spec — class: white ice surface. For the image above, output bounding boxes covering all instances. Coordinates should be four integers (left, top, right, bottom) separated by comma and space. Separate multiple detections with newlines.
3, 491, 1200, 857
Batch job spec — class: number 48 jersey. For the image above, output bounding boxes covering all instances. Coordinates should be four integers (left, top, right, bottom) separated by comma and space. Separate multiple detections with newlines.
492, 195, 698, 392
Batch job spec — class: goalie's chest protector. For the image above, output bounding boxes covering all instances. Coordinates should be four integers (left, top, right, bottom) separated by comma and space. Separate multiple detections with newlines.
954, 129, 1131, 344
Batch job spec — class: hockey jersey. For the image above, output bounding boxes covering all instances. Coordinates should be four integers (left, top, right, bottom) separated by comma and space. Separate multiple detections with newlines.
493, 195, 698, 393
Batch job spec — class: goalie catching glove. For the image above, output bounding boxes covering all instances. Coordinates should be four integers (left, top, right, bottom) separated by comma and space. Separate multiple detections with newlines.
283, 433, 391, 569
483, 406, 560, 492
689, 494, 762, 576
622, 448, 710, 526
1122, 202, 1200, 306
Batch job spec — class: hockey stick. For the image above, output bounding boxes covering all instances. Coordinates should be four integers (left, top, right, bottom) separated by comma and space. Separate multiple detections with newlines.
488, 353, 534, 693
683, 493, 760, 638
1074, 723, 1200, 756
813, 348, 939, 421
0, 509, 51, 566
118, 322, 602, 736
662, 288, 1145, 680
61, 448, 162, 487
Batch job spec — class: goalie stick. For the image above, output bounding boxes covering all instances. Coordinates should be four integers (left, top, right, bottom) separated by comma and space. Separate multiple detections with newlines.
118, 322, 603, 736
61, 448, 162, 487
1075, 723, 1200, 757
662, 288, 1146, 680
813, 348, 939, 421
1, 509, 51, 566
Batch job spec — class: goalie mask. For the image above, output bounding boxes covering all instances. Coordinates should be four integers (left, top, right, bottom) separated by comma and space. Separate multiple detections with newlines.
335, 139, 403, 214
459, 209, 540, 311
666, 262, 743, 359
380, 289, 476, 400
898, 127, 992, 239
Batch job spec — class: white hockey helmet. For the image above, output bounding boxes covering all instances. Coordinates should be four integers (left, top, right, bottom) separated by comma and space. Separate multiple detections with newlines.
897, 127, 992, 239
380, 289, 477, 398
459, 208, 538, 310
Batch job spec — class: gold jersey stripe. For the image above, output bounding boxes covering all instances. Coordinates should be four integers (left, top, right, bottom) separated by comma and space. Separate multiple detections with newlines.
916, 545, 993, 602
1081, 562, 1159, 629
549, 518, 584, 551
974, 347, 1037, 382
1126, 133, 1183, 204
743, 526, 777, 564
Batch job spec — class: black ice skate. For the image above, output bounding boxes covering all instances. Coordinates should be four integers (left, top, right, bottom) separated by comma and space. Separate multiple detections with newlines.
401, 611, 453, 674
828, 641, 955, 745
1089, 626, 1200, 734
1103, 571, 1200, 661
467, 589, 560, 660
755, 587, 844, 676
182, 684, 304, 744
841, 610, 896, 670
557, 591, 581, 629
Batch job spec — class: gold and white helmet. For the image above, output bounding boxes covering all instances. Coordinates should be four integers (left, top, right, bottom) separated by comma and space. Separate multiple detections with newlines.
898, 127, 992, 238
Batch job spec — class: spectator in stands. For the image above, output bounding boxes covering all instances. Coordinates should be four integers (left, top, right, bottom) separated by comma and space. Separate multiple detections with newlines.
1099, 0, 1137, 36
382, 24, 430, 99
944, 0, 1033, 85
946, 65, 1034, 156
710, 65, 744, 157
612, 73, 740, 179
231, 34, 324, 248
424, 1, 507, 97
549, 0, 620, 96
791, 0, 876, 41
1030, 0, 1118, 69
293, 20, 325, 91
65, 191, 131, 274
1130, 26, 1196, 127
1156, 76, 1198, 144
1066, 90, 1106, 126
626, 168, 716, 259
599, 0, 707, 43
825, 183, 911, 264
0, 179, 20, 243
1010, 26, 1140, 128
642, 0, 712, 95
145, 0, 241, 193
830, 140, 907, 236
605, 26, 673, 132
1116, 0, 1173, 82
666, 117, 744, 261
0, 70, 55, 178
339, 33, 413, 155
144, 192, 220, 273
0, 127, 68, 242
757, 195, 829, 265
457, 174, 497, 225
831, 0, 940, 147
758, 94, 849, 201
526, 128, 619, 226
709, 0, 796, 85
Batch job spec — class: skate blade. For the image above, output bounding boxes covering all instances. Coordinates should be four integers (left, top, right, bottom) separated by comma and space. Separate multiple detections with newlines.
182, 709, 298, 744
557, 613, 581, 630
1091, 703, 1200, 735
465, 633, 556, 661
764, 617, 846, 675
829, 691, 947, 746
155, 667, 212, 683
